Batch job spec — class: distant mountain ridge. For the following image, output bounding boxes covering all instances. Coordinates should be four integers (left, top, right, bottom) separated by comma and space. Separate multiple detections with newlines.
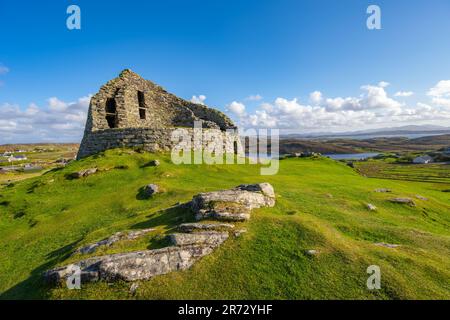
282, 125, 450, 139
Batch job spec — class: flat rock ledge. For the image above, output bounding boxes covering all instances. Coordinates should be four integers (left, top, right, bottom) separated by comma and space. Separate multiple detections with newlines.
45, 230, 228, 285
45, 244, 217, 284
191, 183, 276, 221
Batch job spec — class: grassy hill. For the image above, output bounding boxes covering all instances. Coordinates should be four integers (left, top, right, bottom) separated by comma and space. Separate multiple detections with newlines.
0, 149, 449, 300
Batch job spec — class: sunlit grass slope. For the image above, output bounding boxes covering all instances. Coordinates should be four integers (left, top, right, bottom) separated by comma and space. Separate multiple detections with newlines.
0, 149, 449, 299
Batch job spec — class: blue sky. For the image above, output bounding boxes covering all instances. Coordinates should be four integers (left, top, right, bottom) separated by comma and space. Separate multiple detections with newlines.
1, 0, 450, 142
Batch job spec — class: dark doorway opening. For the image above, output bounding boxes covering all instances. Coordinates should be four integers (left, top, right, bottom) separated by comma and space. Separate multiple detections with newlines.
234, 141, 239, 154
105, 98, 117, 128
138, 91, 146, 120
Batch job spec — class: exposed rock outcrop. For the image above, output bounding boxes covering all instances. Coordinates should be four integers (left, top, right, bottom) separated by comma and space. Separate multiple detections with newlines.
44, 183, 276, 286
389, 198, 416, 206
69, 168, 98, 179
45, 245, 217, 284
191, 183, 276, 221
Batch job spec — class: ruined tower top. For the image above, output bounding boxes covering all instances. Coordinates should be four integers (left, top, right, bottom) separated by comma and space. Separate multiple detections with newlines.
83, 69, 236, 133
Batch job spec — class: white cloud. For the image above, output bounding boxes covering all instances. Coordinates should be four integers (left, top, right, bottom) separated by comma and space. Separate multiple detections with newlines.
245, 94, 263, 101
395, 91, 414, 97
309, 91, 322, 105
0, 65, 9, 75
427, 80, 450, 108
0, 96, 90, 143
226, 101, 246, 116
190, 95, 207, 105
427, 80, 450, 97
230, 81, 450, 131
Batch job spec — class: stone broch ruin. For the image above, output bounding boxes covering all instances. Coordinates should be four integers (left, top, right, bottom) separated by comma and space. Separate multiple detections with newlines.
77, 69, 242, 159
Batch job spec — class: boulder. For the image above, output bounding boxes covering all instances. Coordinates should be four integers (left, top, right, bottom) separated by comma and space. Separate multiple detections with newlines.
69, 168, 98, 179
389, 198, 416, 206
143, 184, 160, 197
305, 249, 318, 256
191, 183, 275, 221
367, 203, 377, 211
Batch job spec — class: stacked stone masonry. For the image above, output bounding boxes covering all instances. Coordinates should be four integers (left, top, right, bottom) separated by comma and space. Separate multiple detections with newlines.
78, 69, 241, 159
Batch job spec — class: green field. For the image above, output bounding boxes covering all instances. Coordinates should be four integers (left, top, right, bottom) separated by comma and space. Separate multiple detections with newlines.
355, 160, 450, 184
0, 149, 449, 300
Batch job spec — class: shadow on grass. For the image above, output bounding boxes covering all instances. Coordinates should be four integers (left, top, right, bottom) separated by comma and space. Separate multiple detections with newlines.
131, 204, 195, 233
43, 167, 64, 175
0, 239, 82, 300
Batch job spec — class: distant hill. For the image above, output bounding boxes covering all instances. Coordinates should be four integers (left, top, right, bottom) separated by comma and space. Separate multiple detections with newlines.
278, 134, 450, 154
282, 124, 450, 139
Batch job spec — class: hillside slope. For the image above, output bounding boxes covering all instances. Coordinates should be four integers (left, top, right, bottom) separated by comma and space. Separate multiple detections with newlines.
0, 149, 449, 299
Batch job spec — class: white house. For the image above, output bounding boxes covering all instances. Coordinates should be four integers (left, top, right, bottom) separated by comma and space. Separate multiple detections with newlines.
8, 155, 27, 162
413, 155, 433, 164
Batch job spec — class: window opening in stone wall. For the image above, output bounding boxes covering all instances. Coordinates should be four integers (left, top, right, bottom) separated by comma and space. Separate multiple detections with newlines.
105, 98, 117, 128
138, 91, 146, 120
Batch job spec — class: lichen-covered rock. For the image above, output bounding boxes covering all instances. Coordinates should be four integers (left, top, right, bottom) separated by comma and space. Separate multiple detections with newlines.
44, 245, 216, 284
191, 183, 275, 221
75, 228, 155, 255
178, 223, 235, 233
69, 168, 98, 179
168, 231, 229, 247
375, 188, 392, 193
389, 198, 416, 206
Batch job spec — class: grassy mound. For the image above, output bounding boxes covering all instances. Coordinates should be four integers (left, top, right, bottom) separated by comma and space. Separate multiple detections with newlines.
0, 149, 449, 299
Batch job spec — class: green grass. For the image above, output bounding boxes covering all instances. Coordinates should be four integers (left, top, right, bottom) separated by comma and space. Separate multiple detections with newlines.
0, 149, 449, 300
355, 160, 450, 184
